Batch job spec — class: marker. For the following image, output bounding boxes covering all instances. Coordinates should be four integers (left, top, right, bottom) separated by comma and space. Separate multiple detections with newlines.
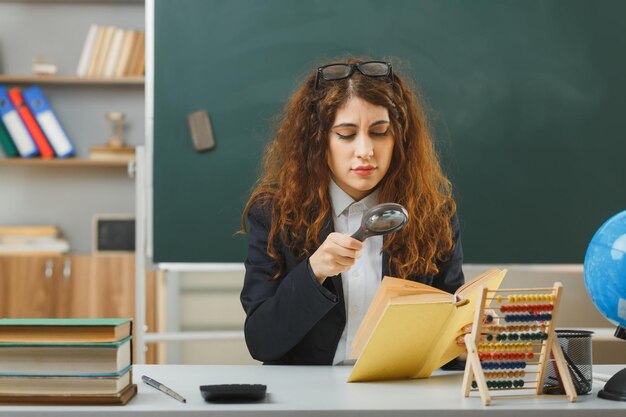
142, 375, 187, 403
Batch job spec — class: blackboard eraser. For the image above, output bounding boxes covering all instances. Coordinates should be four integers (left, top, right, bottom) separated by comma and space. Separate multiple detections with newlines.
188, 110, 216, 152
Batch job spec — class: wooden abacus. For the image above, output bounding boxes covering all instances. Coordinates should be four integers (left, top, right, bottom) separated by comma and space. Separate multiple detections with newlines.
462, 282, 578, 405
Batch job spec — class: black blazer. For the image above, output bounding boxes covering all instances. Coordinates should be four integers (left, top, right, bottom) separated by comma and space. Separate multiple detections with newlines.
240, 203, 465, 365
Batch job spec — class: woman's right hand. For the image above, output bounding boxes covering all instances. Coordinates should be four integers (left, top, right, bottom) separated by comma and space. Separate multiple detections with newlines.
309, 232, 363, 284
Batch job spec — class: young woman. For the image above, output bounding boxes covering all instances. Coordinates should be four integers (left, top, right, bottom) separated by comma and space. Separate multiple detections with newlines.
240, 58, 464, 365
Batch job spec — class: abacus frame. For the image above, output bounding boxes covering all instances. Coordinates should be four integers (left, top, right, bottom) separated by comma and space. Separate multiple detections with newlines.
462, 282, 577, 405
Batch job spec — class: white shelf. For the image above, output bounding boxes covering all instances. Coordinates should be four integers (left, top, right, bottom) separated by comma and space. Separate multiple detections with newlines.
156, 263, 246, 272
0, 158, 133, 167
0, 75, 144, 85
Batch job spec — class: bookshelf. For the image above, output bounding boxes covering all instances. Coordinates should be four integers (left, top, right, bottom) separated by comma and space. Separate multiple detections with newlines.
0, 0, 155, 360
0, 0, 144, 248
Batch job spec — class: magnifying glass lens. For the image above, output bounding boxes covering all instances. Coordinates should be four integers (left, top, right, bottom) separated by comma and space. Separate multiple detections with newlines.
352, 203, 408, 241
366, 210, 406, 232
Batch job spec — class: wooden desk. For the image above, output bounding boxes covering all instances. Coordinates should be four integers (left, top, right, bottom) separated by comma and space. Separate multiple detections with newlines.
0, 365, 624, 416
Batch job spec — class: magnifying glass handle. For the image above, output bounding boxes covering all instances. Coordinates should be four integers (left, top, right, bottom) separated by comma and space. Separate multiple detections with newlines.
351, 228, 368, 242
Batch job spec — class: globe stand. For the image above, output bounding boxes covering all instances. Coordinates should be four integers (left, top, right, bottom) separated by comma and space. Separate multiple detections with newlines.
597, 325, 626, 401
613, 325, 626, 340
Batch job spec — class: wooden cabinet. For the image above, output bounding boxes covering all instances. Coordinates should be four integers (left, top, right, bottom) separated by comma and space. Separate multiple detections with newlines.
56, 254, 94, 318
0, 254, 137, 319
58, 253, 136, 318
0, 255, 59, 317
0, 253, 161, 362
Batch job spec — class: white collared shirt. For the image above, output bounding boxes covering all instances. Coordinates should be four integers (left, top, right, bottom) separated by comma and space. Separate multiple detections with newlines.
329, 180, 383, 365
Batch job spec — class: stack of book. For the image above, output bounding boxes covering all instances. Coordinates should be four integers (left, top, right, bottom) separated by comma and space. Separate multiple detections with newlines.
0, 318, 136, 405
89, 145, 135, 162
76, 25, 145, 79
0, 85, 76, 159
0, 225, 69, 254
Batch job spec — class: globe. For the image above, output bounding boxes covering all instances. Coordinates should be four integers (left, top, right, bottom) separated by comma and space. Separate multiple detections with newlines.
583, 209, 626, 401
584, 210, 626, 328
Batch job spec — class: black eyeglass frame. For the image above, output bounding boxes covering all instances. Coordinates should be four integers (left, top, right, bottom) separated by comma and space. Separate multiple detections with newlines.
313, 61, 393, 90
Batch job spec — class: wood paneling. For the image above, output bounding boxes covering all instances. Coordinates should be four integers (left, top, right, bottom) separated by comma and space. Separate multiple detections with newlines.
0, 254, 162, 363
0, 256, 60, 318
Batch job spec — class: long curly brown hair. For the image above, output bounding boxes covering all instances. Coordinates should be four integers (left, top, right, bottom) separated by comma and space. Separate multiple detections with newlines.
241, 57, 457, 280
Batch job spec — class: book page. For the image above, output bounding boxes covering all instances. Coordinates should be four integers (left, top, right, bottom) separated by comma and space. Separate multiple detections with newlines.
455, 267, 502, 297
348, 302, 455, 382
350, 276, 451, 358
418, 268, 507, 376
390, 293, 453, 305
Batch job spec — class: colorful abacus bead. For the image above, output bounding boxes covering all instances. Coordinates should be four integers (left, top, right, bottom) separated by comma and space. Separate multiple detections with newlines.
505, 313, 553, 323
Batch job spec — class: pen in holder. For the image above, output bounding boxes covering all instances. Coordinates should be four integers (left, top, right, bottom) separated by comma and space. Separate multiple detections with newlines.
543, 329, 593, 395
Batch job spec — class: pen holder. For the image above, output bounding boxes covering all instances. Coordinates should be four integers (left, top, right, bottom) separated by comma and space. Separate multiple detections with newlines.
543, 329, 593, 395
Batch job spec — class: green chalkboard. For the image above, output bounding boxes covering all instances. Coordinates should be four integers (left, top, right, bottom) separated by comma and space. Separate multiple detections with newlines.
153, 0, 626, 263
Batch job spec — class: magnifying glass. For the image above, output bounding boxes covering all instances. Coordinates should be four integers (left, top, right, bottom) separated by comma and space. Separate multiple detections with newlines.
351, 203, 409, 242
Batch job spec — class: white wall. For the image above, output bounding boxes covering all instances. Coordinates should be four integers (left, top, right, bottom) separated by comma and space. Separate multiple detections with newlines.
158, 265, 624, 365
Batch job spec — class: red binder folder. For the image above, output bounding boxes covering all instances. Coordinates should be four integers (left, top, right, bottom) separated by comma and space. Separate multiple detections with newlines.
8, 87, 54, 159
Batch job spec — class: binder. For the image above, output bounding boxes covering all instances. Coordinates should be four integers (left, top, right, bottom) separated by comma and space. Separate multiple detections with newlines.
8, 87, 55, 159
0, 119, 19, 157
22, 86, 76, 158
0, 86, 38, 158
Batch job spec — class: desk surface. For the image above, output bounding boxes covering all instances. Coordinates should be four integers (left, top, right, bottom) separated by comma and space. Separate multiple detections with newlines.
0, 365, 625, 416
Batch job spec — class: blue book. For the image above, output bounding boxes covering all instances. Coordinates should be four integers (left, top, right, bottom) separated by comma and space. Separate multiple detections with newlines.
23, 85, 76, 158
0, 85, 38, 157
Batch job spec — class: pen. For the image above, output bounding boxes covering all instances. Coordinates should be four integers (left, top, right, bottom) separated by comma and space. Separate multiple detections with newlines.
142, 375, 187, 403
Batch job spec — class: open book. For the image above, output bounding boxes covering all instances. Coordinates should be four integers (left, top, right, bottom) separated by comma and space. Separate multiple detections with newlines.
347, 267, 507, 382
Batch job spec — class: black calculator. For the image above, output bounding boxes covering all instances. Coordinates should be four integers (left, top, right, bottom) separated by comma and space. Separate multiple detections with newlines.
199, 384, 267, 403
